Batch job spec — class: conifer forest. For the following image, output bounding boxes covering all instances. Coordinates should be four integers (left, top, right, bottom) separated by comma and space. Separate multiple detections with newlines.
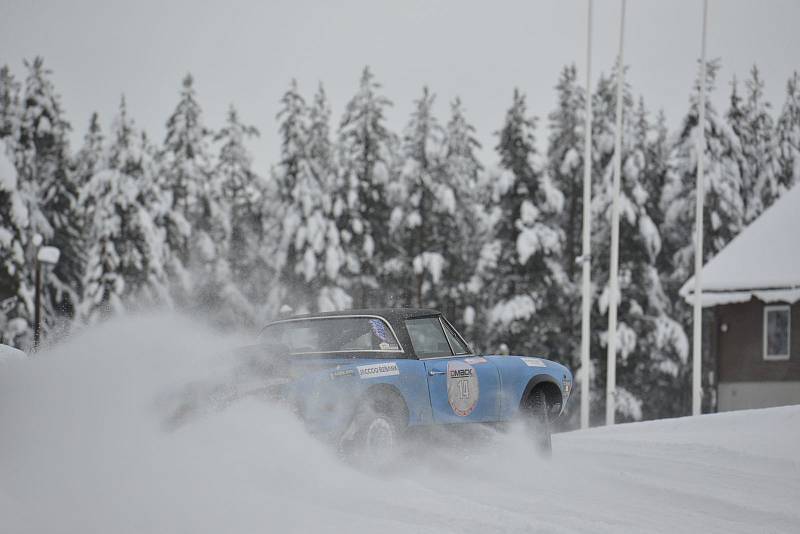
1, 57, 798, 425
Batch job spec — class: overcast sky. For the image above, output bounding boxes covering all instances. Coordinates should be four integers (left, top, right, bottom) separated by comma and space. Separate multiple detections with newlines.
2, 0, 799, 173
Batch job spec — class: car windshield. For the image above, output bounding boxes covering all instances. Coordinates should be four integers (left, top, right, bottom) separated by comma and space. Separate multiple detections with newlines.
405, 316, 454, 358
258, 316, 402, 355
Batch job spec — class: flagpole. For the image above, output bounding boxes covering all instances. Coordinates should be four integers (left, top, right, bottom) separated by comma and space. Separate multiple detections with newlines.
579, 0, 594, 430
606, 0, 626, 427
692, 0, 709, 416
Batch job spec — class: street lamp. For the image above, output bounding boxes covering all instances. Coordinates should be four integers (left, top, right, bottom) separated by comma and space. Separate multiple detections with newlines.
32, 234, 60, 350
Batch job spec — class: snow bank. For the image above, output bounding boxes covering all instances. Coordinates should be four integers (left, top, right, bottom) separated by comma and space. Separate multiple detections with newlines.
1, 314, 798, 533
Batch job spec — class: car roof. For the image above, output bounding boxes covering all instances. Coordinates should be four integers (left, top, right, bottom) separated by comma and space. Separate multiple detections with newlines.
260, 307, 470, 360
273, 307, 442, 322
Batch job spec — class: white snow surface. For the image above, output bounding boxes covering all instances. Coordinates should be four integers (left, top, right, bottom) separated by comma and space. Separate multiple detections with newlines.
1, 314, 799, 534
681, 183, 800, 300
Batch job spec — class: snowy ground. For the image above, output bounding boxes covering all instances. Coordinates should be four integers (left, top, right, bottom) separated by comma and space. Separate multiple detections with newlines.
1, 314, 798, 534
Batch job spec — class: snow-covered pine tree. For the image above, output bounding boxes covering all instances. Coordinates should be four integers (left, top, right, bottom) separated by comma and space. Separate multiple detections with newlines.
735, 66, 779, 221
391, 87, 454, 308
74, 113, 104, 189
625, 97, 689, 420
584, 68, 690, 423
73, 113, 104, 250
157, 74, 209, 296
544, 65, 587, 378
16, 57, 82, 337
215, 105, 271, 320
0, 66, 21, 140
661, 60, 745, 414
548, 65, 586, 287
78, 97, 169, 323
441, 97, 485, 335
662, 60, 744, 289
0, 137, 33, 348
337, 67, 397, 307
589, 70, 644, 422
273, 79, 316, 312
774, 72, 800, 194
273, 82, 349, 313
643, 109, 671, 233
306, 84, 349, 311
483, 88, 566, 357
158, 74, 231, 311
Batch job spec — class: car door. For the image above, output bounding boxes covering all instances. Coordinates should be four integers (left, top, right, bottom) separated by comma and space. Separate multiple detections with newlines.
407, 316, 502, 423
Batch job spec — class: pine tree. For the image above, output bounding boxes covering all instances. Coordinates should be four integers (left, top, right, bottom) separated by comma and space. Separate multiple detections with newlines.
739, 66, 778, 220
391, 86, 451, 308
548, 65, 587, 286
73, 113, 105, 249
483, 89, 566, 357
442, 97, 485, 333
74, 113, 104, 189
78, 98, 169, 323
337, 67, 397, 307
215, 105, 269, 317
661, 60, 744, 415
0, 66, 21, 140
158, 74, 214, 302
774, 72, 800, 194
306, 84, 349, 311
544, 65, 588, 378
662, 60, 744, 288
0, 138, 33, 348
644, 109, 671, 232
621, 97, 688, 421
17, 57, 82, 337
273, 79, 316, 312
272, 81, 350, 313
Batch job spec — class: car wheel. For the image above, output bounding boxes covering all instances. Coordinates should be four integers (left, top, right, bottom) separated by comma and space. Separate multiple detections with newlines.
522, 388, 552, 455
343, 394, 406, 469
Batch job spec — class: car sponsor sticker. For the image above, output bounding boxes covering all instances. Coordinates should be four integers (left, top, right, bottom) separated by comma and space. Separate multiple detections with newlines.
446, 361, 479, 416
330, 368, 355, 379
378, 341, 400, 351
521, 357, 547, 368
357, 361, 400, 379
464, 356, 487, 365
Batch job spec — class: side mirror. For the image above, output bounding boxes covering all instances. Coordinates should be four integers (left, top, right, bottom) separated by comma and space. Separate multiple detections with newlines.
0, 343, 27, 363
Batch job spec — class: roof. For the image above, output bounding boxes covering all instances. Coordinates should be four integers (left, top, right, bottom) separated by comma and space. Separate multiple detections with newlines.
681, 183, 800, 307
269, 307, 442, 322
260, 307, 450, 360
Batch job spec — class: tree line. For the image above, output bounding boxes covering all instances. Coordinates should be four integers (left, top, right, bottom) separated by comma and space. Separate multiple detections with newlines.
1, 57, 798, 424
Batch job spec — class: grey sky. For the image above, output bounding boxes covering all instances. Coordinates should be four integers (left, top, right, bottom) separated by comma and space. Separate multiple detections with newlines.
2, 0, 799, 173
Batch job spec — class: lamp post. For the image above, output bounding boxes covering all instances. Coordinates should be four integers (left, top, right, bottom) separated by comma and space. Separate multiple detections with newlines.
33, 235, 60, 351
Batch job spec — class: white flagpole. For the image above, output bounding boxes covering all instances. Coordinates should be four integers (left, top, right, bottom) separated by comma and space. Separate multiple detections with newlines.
579, 0, 594, 430
606, 0, 626, 427
692, 0, 709, 416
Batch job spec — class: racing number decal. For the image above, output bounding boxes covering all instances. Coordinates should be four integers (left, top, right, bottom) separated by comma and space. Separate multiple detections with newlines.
446, 361, 479, 416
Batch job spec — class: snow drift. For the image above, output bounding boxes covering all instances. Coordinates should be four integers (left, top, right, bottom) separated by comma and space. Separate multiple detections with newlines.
1, 314, 798, 533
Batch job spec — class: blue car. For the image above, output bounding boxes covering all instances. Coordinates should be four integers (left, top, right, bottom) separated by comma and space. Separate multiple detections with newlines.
252, 308, 573, 460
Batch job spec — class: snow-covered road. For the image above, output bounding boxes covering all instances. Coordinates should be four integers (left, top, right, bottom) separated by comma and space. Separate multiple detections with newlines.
1, 315, 798, 533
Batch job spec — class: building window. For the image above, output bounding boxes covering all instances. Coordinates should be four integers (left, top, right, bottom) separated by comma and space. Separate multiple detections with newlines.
763, 305, 791, 361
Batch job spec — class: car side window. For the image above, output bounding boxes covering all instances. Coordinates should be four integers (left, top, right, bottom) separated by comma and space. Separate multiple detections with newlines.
406, 317, 453, 358
441, 320, 470, 355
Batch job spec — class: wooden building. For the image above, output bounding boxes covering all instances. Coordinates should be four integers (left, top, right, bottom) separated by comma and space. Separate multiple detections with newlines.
681, 185, 800, 412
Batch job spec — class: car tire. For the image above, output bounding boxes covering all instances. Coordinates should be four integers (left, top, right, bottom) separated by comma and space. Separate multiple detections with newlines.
522, 388, 552, 455
343, 394, 407, 469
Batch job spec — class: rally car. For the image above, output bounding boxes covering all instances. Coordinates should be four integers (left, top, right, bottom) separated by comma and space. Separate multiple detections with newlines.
249, 308, 573, 461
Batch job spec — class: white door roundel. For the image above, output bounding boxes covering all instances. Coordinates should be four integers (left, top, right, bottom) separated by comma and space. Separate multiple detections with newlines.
446, 361, 479, 416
